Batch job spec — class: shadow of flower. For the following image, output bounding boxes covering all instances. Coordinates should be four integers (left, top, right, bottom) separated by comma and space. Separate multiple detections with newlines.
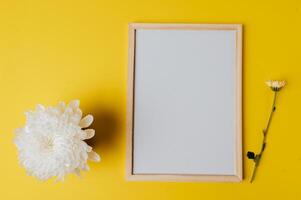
85, 107, 121, 150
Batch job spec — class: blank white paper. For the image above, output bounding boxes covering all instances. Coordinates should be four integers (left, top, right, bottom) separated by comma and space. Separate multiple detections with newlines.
133, 29, 237, 175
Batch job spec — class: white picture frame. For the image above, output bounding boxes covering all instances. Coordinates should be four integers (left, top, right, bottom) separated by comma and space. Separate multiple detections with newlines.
126, 23, 242, 182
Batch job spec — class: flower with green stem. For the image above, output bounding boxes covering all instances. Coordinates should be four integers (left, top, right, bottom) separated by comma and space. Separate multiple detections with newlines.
247, 80, 286, 183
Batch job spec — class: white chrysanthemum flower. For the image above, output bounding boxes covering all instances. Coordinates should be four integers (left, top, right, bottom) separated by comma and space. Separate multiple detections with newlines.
265, 80, 286, 91
14, 100, 100, 181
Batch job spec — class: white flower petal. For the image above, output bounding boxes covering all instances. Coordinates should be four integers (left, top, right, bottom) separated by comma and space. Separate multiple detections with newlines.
265, 80, 272, 87
88, 151, 100, 162
74, 168, 81, 177
57, 102, 66, 112
84, 129, 95, 140
83, 165, 90, 171
69, 109, 82, 124
56, 175, 65, 182
36, 104, 45, 111
86, 145, 93, 152
68, 100, 80, 109
79, 115, 94, 128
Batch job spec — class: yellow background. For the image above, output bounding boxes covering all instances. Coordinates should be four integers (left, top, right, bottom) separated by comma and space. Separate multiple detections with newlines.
0, 0, 300, 199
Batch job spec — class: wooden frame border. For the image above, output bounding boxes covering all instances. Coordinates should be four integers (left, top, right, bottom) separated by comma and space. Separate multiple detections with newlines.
126, 23, 243, 182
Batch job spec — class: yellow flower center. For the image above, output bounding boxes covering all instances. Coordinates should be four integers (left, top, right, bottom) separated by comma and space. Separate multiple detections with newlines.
41, 137, 54, 151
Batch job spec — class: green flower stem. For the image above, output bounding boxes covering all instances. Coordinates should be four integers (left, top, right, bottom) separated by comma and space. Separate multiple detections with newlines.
250, 91, 277, 183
